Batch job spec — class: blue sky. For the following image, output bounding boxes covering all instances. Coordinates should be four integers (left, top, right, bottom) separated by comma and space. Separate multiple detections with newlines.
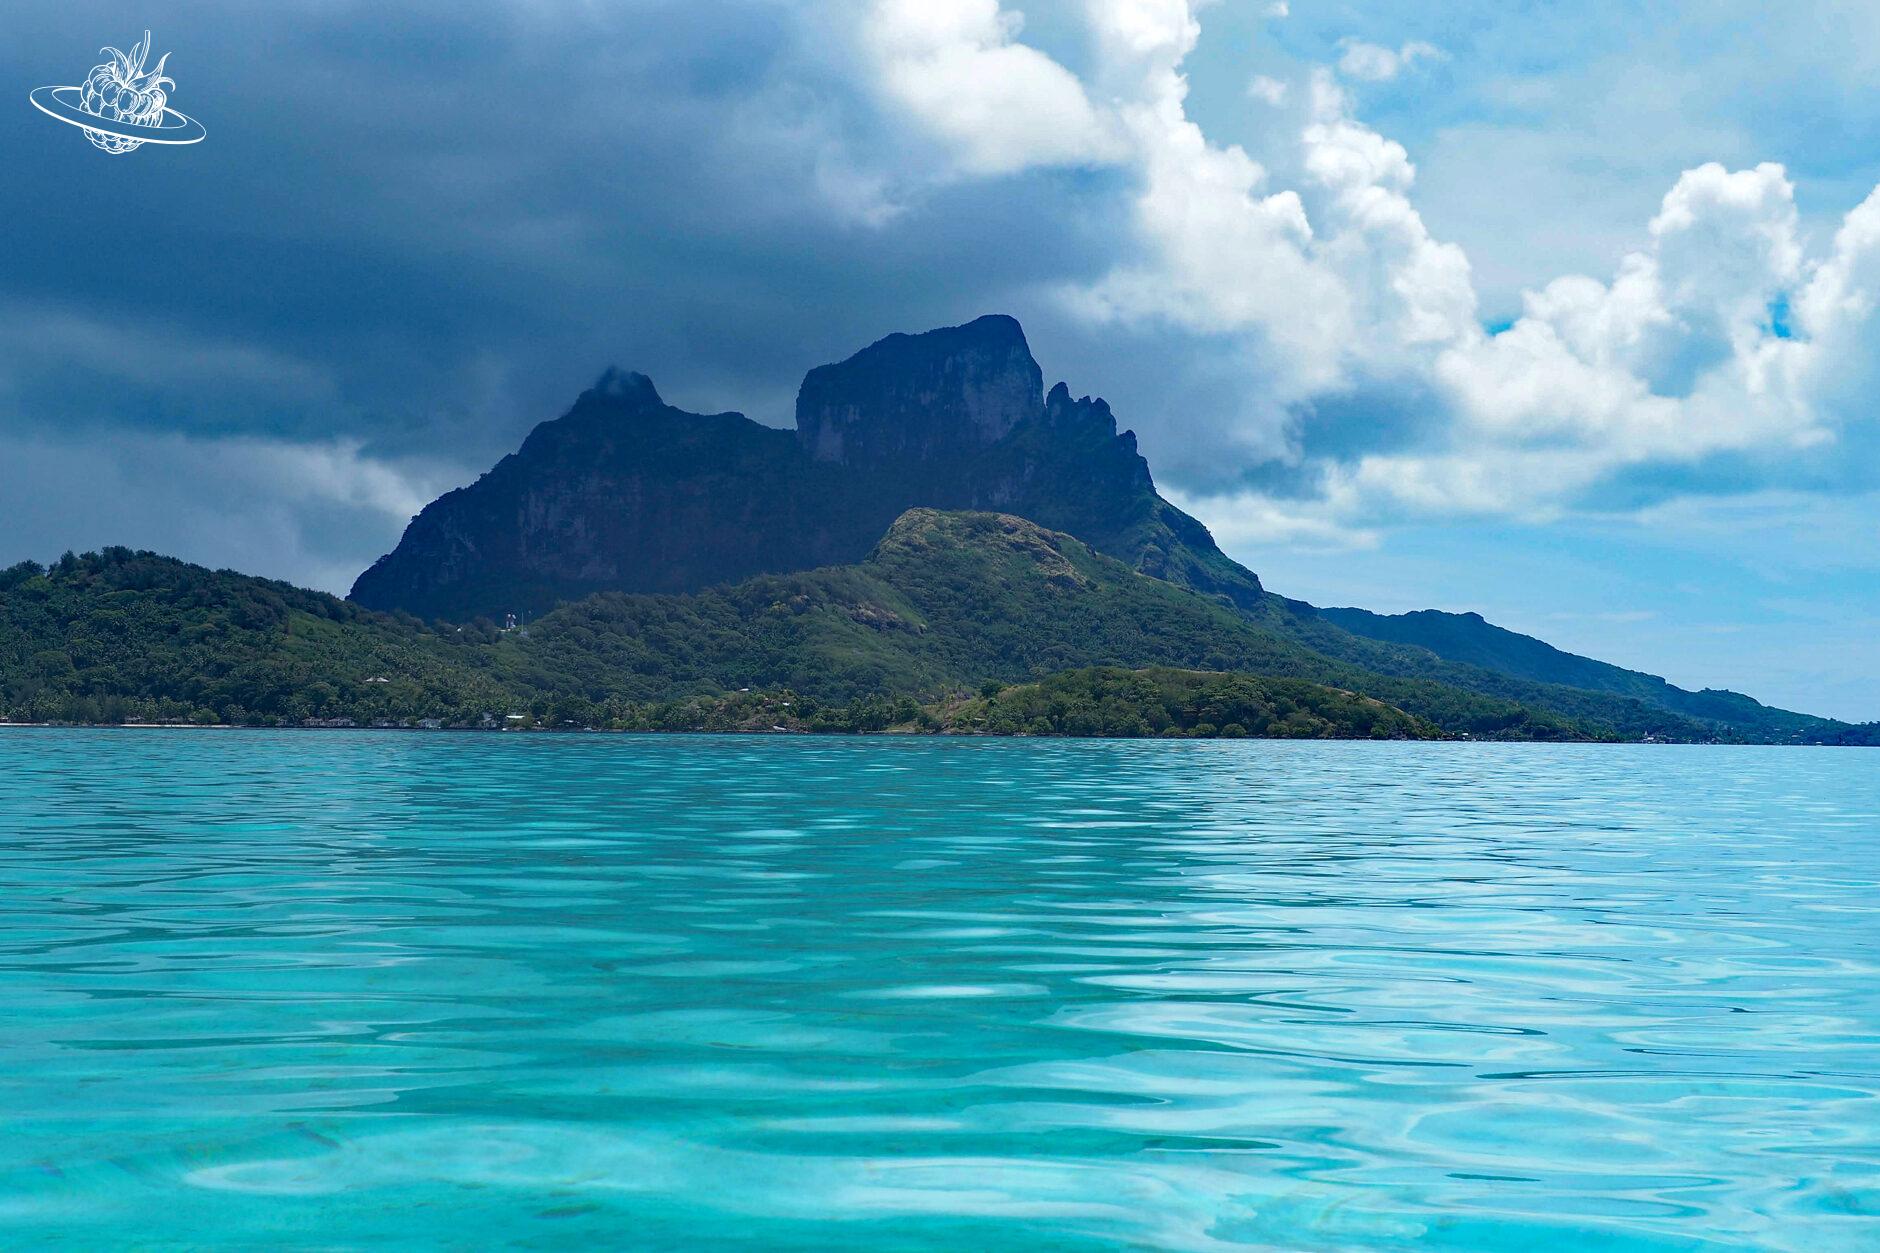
2, 1, 1877, 720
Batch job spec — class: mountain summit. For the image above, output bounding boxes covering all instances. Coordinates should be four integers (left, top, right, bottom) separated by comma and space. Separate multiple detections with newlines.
796, 314, 1043, 466
350, 316, 1262, 622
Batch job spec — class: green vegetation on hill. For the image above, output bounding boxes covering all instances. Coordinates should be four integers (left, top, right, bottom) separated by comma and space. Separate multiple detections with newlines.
512, 510, 1595, 739
938, 667, 1444, 739
0, 549, 509, 726
0, 516, 1859, 742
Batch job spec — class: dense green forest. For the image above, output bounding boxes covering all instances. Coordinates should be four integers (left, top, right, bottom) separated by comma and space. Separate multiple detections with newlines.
582, 668, 1445, 739
0, 549, 509, 726
1, 516, 1866, 743
937, 667, 1444, 739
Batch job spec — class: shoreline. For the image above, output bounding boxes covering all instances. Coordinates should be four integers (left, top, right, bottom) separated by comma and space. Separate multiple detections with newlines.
2, 721, 1859, 746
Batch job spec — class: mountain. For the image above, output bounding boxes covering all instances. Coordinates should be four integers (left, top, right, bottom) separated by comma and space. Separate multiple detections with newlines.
350, 315, 1262, 623
348, 313, 1841, 741
1318, 606, 1825, 738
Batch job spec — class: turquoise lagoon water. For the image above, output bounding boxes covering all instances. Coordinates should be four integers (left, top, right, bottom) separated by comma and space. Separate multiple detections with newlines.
2, 731, 1877, 1250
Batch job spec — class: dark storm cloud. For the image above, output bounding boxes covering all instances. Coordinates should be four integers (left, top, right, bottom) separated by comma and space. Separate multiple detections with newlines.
1, 0, 1129, 470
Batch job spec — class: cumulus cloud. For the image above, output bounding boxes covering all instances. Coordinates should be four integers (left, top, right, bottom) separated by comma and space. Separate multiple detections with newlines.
1792, 185, 1880, 414
864, 0, 1120, 174
858, 4, 1483, 480
1251, 160, 1860, 531
858, 0, 1880, 549
1379, 163, 1835, 518
1065, 2, 1351, 455
1301, 72, 1477, 352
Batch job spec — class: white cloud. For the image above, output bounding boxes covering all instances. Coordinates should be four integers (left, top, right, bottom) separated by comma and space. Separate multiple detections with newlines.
1439, 169, 1819, 445
1164, 487, 1380, 551
863, 0, 1120, 175
1299, 160, 1870, 530
1302, 72, 1477, 351
1793, 184, 1880, 414
1070, 1, 1354, 444
1066, 56, 1476, 465
1336, 39, 1444, 83
856, 1, 1880, 543
1247, 74, 1287, 105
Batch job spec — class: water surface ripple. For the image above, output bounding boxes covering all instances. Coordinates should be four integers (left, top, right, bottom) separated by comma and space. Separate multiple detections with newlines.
2, 732, 1877, 1249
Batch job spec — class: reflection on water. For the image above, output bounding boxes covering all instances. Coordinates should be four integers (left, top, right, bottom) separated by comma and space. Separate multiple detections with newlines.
1, 732, 1877, 1249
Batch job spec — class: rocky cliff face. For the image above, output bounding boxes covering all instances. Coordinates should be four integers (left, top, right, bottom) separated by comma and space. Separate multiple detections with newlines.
797, 315, 1043, 468
350, 316, 1263, 622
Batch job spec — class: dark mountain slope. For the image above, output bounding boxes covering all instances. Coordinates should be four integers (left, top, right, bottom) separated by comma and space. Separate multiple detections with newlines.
348, 370, 854, 623
1317, 605, 1827, 737
351, 316, 1261, 623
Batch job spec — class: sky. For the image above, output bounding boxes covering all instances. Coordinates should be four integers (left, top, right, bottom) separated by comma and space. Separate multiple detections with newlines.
2, 0, 1877, 721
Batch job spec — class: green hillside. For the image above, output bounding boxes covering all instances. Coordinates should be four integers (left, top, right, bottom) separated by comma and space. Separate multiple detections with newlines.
938, 667, 1445, 740
1, 515, 1852, 742
507, 510, 1596, 738
0, 549, 509, 726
